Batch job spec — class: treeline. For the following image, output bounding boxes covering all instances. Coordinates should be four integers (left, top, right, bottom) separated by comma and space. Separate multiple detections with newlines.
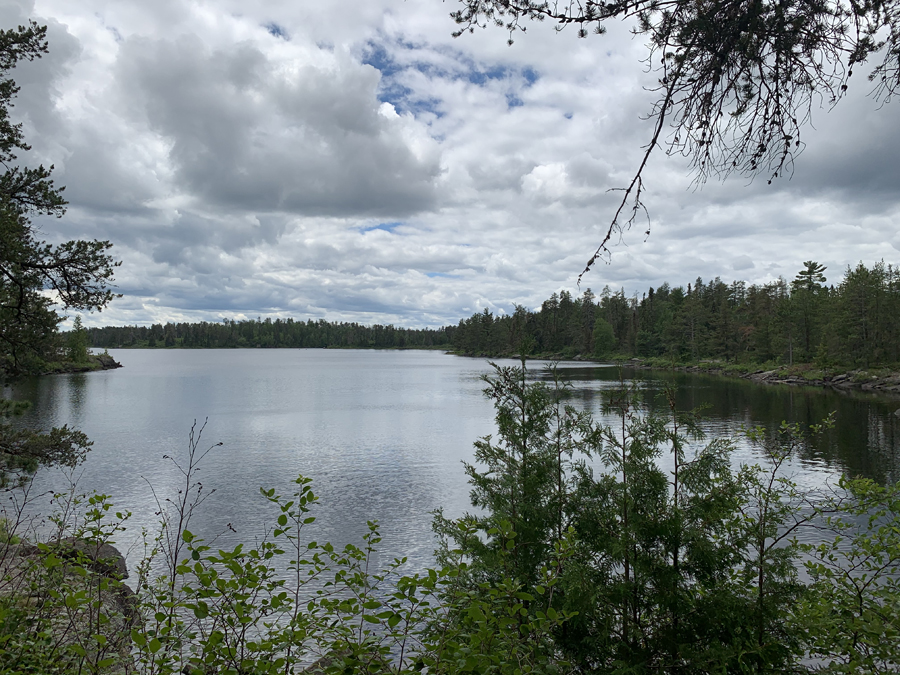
87, 318, 454, 350
453, 260, 900, 367
86, 260, 900, 367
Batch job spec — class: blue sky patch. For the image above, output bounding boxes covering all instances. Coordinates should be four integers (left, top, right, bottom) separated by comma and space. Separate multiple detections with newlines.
362, 222, 403, 234
426, 272, 458, 278
506, 94, 524, 108
265, 22, 289, 40
362, 39, 538, 117
362, 43, 404, 78
466, 64, 509, 85
407, 97, 444, 118
362, 43, 414, 111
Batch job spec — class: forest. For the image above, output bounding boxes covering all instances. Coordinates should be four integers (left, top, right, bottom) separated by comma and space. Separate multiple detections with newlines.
450, 261, 900, 367
83, 261, 900, 372
86, 317, 455, 350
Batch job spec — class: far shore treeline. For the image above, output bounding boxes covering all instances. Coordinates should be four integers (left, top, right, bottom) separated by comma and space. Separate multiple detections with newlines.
451, 260, 900, 367
86, 260, 899, 368
86, 318, 456, 350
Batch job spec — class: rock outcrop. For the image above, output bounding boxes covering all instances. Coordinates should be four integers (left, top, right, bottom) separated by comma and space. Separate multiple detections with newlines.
745, 369, 900, 394
44, 352, 123, 375
0, 537, 136, 673
632, 360, 900, 396
94, 352, 123, 370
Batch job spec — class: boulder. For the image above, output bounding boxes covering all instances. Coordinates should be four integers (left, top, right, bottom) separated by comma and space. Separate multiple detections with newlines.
95, 353, 123, 370
57, 537, 128, 579
0, 537, 137, 673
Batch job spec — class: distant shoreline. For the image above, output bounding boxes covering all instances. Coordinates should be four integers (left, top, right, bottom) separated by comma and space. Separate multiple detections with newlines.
630, 360, 900, 396
94, 344, 450, 351
448, 349, 900, 397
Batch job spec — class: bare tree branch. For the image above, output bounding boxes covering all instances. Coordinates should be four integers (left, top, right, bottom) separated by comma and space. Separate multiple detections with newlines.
447, 0, 899, 277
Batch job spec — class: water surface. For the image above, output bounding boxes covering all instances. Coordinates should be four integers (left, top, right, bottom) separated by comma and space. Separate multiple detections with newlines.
6, 350, 900, 574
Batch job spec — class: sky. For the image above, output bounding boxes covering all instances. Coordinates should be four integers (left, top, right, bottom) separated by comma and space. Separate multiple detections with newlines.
4, 0, 899, 328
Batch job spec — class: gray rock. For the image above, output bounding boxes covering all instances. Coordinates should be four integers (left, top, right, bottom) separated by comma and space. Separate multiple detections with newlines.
95, 353, 123, 370
0, 538, 136, 673
58, 537, 128, 579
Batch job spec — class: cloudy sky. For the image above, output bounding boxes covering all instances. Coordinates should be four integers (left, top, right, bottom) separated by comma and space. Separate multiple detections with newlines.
6, 0, 899, 328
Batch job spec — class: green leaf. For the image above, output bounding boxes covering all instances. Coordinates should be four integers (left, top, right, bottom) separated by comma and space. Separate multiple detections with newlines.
131, 629, 147, 647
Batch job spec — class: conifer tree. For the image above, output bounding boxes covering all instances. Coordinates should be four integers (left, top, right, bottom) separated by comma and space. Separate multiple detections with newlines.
0, 22, 116, 483
437, 363, 814, 672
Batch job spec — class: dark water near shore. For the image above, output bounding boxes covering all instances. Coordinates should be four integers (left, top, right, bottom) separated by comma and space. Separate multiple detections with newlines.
5, 350, 900, 575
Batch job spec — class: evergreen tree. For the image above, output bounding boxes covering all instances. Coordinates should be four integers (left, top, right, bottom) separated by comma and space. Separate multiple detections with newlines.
0, 24, 116, 378
592, 316, 616, 357
0, 23, 117, 484
66, 315, 89, 363
839, 262, 885, 368
793, 261, 827, 293
437, 364, 816, 673
790, 262, 828, 359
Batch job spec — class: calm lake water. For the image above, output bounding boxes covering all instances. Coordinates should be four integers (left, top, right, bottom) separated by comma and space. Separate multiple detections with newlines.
5, 349, 900, 575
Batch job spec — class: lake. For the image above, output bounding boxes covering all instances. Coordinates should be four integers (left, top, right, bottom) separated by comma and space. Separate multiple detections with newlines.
5, 349, 900, 576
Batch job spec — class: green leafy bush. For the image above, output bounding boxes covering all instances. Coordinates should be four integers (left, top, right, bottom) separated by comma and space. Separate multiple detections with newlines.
436, 362, 900, 673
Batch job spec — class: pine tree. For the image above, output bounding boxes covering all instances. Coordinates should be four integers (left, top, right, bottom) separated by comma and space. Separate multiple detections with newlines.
0, 22, 116, 484
66, 315, 89, 363
436, 363, 812, 672
0, 23, 117, 378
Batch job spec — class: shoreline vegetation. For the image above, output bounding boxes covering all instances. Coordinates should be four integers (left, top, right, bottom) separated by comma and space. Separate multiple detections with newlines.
42, 351, 123, 375
85, 318, 454, 351
483, 352, 900, 396
630, 357, 900, 394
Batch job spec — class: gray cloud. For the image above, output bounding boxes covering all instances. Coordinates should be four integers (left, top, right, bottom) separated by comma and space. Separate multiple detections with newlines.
732, 255, 755, 271
114, 34, 440, 217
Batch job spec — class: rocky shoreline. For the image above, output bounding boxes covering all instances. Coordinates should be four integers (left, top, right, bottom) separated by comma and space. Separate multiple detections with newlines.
44, 352, 123, 375
636, 361, 900, 395
454, 352, 900, 396
747, 368, 900, 393
0, 537, 136, 673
